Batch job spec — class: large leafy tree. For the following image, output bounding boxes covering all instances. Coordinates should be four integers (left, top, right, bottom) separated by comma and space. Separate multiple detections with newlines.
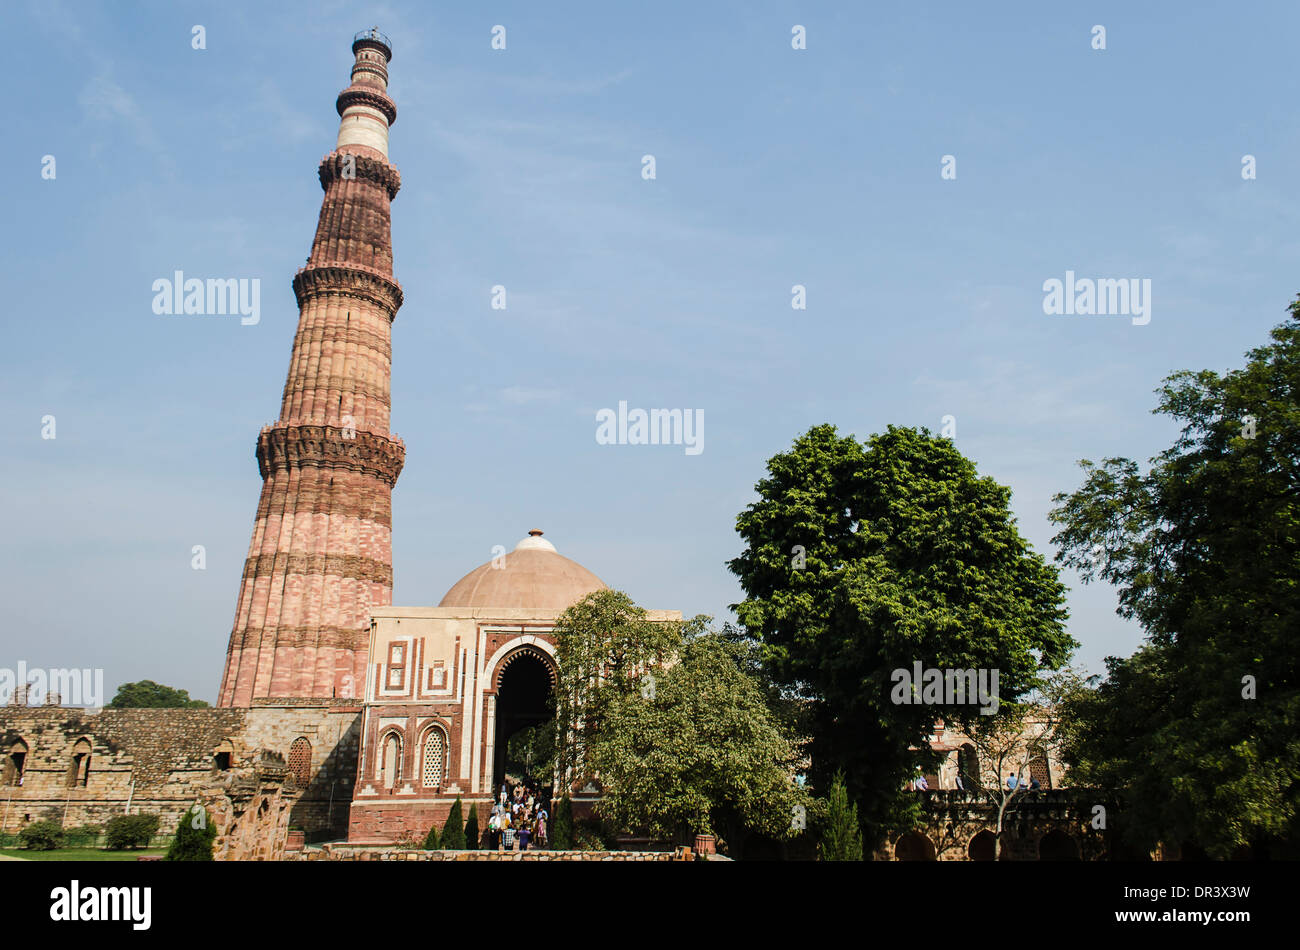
1050, 301, 1300, 858
730, 424, 1074, 844
589, 628, 808, 847
552, 589, 682, 791
108, 680, 208, 708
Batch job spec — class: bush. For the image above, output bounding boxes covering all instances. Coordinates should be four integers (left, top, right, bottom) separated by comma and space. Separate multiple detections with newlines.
19, 820, 64, 851
393, 831, 422, 850
165, 806, 215, 861
551, 795, 574, 849
422, 823, 440, 850
62, 823, 103, 846
105, 813, 160, 850
574, 825, 607, 851
440, 797, 466, 850
818, 772, 863, 861
464, 803, 480, 850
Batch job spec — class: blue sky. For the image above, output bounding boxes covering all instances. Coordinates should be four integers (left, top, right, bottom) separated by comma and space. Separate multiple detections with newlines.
3, 1, 1297, 703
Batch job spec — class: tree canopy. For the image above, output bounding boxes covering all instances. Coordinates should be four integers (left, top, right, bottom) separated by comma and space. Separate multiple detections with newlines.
589, 627, 808, 842
108, 680, 209, 708
729, 423, 1074, 842
552, 590, 807, 847
1050, 300, 1300, 858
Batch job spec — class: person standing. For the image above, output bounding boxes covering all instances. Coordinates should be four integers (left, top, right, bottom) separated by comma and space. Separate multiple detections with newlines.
499, 811, 513, 852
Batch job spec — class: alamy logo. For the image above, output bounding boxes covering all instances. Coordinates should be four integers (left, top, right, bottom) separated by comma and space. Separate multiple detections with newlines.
1042, 270, 1151, 326
890, 662, 1000, 715
0, 662, 104, 707
151, 271, 261, 325
50, 881, 152, 931
595, 401, 704, 456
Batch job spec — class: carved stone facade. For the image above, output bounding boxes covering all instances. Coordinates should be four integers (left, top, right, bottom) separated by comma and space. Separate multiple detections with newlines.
347, 602, 681, 844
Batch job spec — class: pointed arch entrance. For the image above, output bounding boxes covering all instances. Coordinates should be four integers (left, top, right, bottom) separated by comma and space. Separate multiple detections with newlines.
491, 645, 557, 792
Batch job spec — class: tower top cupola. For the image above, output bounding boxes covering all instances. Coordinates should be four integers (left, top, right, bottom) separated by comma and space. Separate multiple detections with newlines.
337, 27, 397, 160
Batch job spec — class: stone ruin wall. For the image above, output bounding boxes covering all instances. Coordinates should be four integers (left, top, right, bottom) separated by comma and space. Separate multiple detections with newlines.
0, 704, 362, 842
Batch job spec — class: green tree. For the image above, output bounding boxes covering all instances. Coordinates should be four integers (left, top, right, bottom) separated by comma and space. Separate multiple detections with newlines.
165, 805, 215, 861
729, 424, 1074, 846
590, 628, 808, 846
18, 820, 64, 851
464, 803, 480, 850
553, 589, 681, 789
1050, 301, 1300, 858
108, 680, 208, 708
440, 797, 466, 850
422, 822, 440, 850
818, 772, 862, 861
551, 795, 574, 850
506, 722, 556, 785
105, 814, 160, 850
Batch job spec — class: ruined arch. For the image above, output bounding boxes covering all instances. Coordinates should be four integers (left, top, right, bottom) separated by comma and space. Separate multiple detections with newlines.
895, 831, 937, 861
3, 738, 28, 786
1038, 829, 1080, 861
212, 738, 235, 771
968, 830, 996, 861
67, 737, 92, 788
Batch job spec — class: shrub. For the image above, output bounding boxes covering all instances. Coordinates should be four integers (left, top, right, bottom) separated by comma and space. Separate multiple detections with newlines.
105, 813, 160, 850
440, 797, 466, 850
62, 823, 103, 846
551, 795, 574, 849
422, 823, 440, 850
464, 802, 480, 850
818, 772, 863, 861
165, 806, 215, 861
19, 820, 64, 851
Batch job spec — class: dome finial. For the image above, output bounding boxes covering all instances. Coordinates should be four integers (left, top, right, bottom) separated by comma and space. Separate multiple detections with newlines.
515, 529, 556, 553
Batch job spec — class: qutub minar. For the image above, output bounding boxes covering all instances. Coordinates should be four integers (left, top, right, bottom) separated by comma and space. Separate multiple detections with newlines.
218, 28, 407, 707
0, 31, 1077, 860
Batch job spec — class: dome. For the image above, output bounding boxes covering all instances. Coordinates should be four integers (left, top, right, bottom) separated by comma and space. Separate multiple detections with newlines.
438, 530, 607, 610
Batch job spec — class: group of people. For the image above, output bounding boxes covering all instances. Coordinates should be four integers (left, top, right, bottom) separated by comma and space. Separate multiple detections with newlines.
487, 778, 549, 851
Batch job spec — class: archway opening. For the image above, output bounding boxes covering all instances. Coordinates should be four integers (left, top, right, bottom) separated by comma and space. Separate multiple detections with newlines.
957, 744, 981, 791
493, 649, 555, 793
968, 830, 996, 861
895, 831, 937, 861
1038, 829, 1080, 861
3, 741, 28, 787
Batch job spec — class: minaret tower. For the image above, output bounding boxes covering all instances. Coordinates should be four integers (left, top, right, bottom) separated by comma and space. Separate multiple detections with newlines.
219, 29, 405, 706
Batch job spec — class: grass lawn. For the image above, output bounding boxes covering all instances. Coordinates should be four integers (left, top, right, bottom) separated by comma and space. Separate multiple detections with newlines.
0, 848, 167, 862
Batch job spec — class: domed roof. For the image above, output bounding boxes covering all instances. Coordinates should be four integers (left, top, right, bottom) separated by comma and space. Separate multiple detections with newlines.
438, 530, 607, 610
